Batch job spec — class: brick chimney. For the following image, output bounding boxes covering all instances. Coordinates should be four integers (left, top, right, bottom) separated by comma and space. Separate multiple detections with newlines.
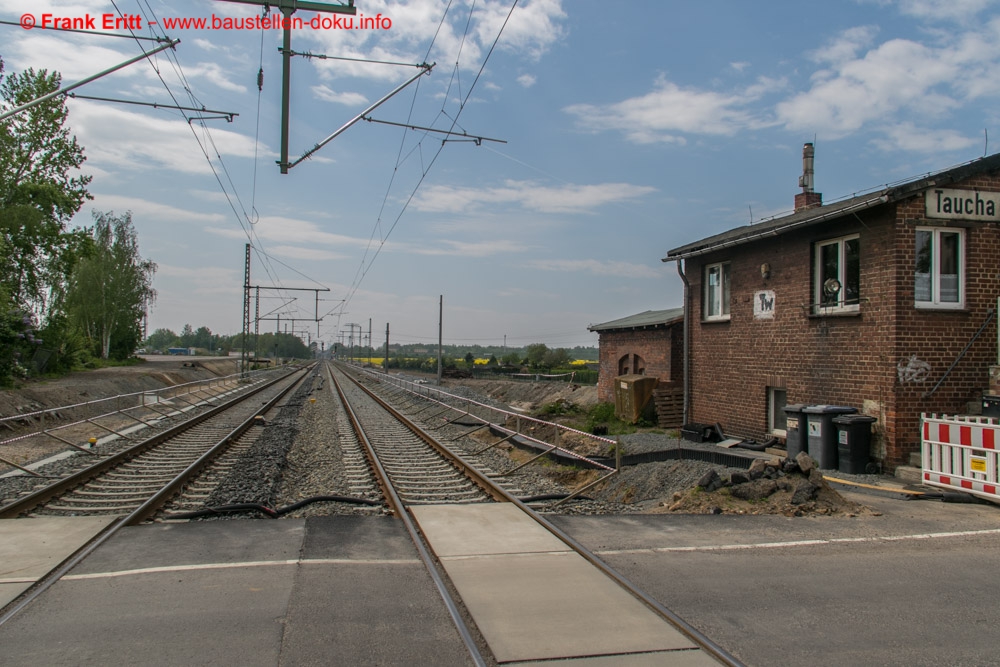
794, 142, 822, 211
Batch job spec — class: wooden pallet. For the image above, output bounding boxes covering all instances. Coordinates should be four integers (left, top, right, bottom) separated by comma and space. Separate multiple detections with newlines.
653, 384, 683, 429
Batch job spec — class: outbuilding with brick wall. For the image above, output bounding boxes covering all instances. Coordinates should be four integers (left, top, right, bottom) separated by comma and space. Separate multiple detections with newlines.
588, 308, 684, 427
664, 146, 1000, 471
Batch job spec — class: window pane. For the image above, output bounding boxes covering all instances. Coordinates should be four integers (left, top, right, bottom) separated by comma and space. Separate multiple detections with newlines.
706, 266, 719, 316
770, 388, 787, 432
939, 232, 960, 303
821, 243, 839, 306
844, 238, 860, 305
721, 264, 731, 315
914, 230, 932, 302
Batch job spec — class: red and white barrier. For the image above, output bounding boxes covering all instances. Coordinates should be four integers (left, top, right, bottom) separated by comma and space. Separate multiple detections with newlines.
921, 413, 1000, 502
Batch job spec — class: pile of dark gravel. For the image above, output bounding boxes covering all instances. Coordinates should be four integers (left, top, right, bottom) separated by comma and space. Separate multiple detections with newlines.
204, 372, 317, 509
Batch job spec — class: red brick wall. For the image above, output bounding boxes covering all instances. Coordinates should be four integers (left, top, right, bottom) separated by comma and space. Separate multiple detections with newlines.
887, 186, 1000, 469
596, 326, 679, 402
685, 174, 1000, 470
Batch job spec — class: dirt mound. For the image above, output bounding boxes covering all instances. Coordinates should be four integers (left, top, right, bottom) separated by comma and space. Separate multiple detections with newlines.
441, 377, 599, 413
0, 356, 241, 420
660, 452, 879, 517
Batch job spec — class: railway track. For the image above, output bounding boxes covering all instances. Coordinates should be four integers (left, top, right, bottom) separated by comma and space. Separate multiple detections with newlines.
329, 361, 741, 666
329, 363, 505, 507
3, 362, 741, 664
0, 364, 311, 521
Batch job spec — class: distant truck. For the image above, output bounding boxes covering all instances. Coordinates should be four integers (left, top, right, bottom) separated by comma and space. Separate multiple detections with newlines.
167, 347, 194, 356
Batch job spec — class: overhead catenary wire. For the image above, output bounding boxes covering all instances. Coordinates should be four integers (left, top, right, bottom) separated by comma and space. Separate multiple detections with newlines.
336, 0, 521, 325
103, 1, 306, 334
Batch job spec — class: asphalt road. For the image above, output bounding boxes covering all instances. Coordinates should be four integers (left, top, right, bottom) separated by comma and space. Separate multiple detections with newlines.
551, 488, 1000, 667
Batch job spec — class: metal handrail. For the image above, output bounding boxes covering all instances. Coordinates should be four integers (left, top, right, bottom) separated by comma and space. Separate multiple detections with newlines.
0, 364, 295, 471
352, 365, 618, 475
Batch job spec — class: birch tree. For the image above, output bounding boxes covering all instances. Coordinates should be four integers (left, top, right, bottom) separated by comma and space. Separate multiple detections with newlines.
65, 211, 155, 359
0, 58, 92, 315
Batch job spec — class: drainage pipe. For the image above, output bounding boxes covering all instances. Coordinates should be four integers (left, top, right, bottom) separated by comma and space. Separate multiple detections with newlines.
676, 259, 691, 426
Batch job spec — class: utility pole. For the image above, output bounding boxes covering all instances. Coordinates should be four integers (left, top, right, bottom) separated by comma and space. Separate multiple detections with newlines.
384, 322, 390, 373
254, 286, 260, 362
437, 295, 443, 385
215, 0, 357, 173
241, 243, 251, 378
346, 323, 360, 364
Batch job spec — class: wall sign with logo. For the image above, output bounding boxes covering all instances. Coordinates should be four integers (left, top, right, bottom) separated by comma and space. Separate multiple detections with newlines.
926, 188, 1000, 221
754, 290, 775, 320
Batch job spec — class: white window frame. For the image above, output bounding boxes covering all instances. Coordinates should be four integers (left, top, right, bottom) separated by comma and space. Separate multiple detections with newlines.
813, 234, 860, 314
768, 387, 787, 437
703, 262, 730, 322
914, 226, 965, 310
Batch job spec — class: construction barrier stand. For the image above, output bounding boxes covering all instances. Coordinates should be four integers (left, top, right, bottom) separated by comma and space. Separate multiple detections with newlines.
921, 413, 1000, 502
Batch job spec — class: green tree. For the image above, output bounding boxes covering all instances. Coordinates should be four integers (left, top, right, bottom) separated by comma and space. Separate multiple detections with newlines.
65, 211, 156, 359
0, 296, 39, 385
525, 343, 548, 368
0, 59, 92, 315
179, 324, 195, 347
193, 326, 213, 350
543, 347, 570, 368
145, 328, 178, 352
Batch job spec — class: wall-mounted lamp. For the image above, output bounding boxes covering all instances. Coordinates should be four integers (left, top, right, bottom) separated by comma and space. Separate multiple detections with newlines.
760, 263, 771, 280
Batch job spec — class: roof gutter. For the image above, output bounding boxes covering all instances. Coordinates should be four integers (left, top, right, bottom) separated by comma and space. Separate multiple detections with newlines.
662, 194, 889, 262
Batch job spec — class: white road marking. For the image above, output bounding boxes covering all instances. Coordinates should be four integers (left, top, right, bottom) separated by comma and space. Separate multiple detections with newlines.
61, 557, 421, 580
595, 527, 1000, 556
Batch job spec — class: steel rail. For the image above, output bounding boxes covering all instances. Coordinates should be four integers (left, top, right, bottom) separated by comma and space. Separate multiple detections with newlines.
339, 363, 744, 667
326, 362, 488, 667
126, 365, 314, 524
0, 365, 314, 629
0, 366, 304, 519
336, 368, 506, 502
359, 366, 617, 469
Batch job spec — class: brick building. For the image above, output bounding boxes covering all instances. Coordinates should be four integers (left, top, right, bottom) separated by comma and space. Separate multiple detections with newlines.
588, 309, 684, 426
664, 147, 1000, 470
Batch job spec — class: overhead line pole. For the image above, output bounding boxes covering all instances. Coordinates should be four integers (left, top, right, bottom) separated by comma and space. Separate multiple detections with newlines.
0, 39, 179, 121
214, 0, 357, 173
288, 64, 433, 169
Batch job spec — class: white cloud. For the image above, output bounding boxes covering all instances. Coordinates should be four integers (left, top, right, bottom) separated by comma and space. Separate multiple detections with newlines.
155, 264, 242, 296
88, 194, 227, 224
871, 122, 978, 152
897, 0, 998, 20
184, 62, 247, 93
776, 25, 1000, 137
301, 0, 567, 83
192, 38, 219, 52
269, 245, 349, 261
312, 84, 369, 106
517, 73, 536, 88
564, 75, 781, 144
205, 215, 371, 249
413, 180, 656, 214
522, 259, 662, 279
809, 26, 879, 65
410, 239, 529, 256
67, 99, 260, 175
3, 34, 139, 81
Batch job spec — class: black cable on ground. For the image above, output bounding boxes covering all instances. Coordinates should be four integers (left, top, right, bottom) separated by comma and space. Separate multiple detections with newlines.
164, 495, 382, 520
517, 493, 592, 503
278, 495, 381, 513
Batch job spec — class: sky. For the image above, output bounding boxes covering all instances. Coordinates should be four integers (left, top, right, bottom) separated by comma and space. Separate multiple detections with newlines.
2, 0, 1000, 350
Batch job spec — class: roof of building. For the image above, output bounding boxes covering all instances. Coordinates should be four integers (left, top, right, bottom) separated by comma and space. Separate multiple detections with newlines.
588, 308, 684, 333
664, 152, 1000, 261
